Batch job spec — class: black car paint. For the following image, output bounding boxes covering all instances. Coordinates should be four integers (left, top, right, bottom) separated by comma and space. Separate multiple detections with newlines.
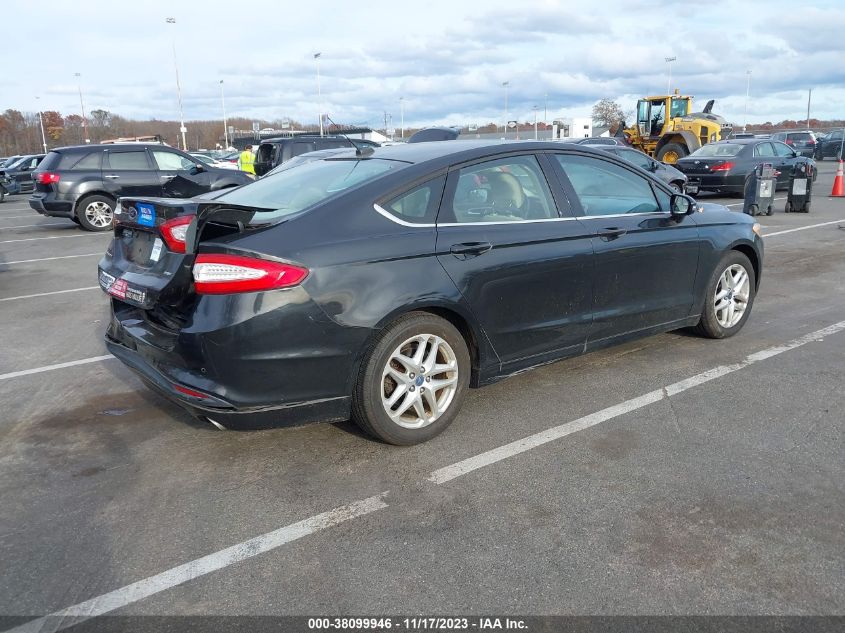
674, 139, 815, 194
815, 129, 844, 159
28, 144, 252, 219
0, 154, 45, 195
100, 141, 763, 430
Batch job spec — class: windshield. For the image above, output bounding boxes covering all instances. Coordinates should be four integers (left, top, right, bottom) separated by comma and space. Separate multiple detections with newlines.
690, 143, 743, 157
215, 157, 408, 220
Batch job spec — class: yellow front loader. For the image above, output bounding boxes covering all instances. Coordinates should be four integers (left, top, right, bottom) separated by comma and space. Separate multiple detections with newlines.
620, 90, 732, 163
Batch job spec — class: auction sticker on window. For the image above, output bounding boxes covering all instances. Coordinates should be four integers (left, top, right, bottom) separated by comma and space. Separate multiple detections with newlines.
137, 203, 156, 227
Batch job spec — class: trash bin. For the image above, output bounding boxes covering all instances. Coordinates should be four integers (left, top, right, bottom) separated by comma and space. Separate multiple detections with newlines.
785, 162, 813, 213
742, 162, 776, 216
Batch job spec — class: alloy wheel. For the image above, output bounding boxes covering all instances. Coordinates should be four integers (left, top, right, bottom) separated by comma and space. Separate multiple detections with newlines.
85, 201, 113, 228
714, 264, 750, 328
381, 333, 459, 429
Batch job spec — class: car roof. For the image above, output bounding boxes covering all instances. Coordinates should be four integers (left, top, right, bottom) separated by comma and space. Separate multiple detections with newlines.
53, 143, 173, 152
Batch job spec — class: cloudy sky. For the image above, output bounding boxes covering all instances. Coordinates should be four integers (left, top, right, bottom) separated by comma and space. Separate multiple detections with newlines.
6, 0, 844, 130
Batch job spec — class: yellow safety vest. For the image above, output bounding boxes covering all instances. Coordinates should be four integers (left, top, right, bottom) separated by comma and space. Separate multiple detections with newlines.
238, 150, 255, 174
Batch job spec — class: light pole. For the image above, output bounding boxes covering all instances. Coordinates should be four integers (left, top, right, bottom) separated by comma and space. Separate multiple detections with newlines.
543, 92, 548, 125
399, 97, 405, 139
502, 81, 510, 136
35, 97, 48, 153
744, 70, 752, 133
314, 52, 323, 137
665, 56, 676, 94
220, 79, 229, 149
74, 73, 90, 143
806, 88, 812, 130
165, 17, 187, 151
533, 105, 539, 140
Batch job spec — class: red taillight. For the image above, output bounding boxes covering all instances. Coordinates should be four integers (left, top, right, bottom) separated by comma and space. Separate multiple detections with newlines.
711, 161, 735, 172
807, 139, 816, 145
192, 254, 308, 295
159, 215, 194, 254
36, 172, 60, 185
173, 384, 209, 399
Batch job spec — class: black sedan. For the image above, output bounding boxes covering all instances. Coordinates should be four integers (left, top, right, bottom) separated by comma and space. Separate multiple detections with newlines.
99, 141, 763, 445
674, 139, 815, 195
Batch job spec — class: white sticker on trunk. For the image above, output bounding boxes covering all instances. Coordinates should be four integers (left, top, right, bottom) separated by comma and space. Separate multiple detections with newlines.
150, 238, 164, 262
792, 179, 807, 195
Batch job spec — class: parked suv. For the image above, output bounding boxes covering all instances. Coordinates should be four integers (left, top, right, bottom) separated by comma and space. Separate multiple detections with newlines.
0, 154, 45, 201
770, 131, 817, 158
814, 129, 843, 160
253, 135, 379, 176
29, 144, 253, 231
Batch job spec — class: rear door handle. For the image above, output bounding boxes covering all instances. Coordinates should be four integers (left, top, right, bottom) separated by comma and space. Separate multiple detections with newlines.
160, 175, 177, 181
597, 227, 627, 241
104, 174, 120, 179
450, 241, 492, 257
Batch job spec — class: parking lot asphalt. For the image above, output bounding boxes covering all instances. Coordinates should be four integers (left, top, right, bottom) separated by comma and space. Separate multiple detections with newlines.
0, 163, 843, 625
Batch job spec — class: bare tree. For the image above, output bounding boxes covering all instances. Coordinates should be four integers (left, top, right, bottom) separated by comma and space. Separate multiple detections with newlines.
592, 98, 626, 127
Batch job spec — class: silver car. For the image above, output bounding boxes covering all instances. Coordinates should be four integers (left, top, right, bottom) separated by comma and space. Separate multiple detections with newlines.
595, 145, 688, 193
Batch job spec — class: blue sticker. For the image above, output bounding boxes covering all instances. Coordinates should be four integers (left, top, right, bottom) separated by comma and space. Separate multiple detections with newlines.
136, 203, 156, 227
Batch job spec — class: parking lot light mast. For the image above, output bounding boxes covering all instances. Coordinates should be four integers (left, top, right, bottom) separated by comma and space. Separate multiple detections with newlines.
502, 81, 509, 137
35, 96, 48, 153
665, 56, 676, 94
220, 80, 229, 149
314, 53, 323, 137
74, 73, 90, 143
165, 17, 187, 151
399, 97, 404, 139
533, 105, 538, 140
744, 70, 752, 133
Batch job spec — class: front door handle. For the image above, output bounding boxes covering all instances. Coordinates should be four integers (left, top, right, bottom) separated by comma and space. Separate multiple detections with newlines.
597, 227, 627, 241
160, 175, 177, 181
104, 174, 120, 180
450, 241, 492, 258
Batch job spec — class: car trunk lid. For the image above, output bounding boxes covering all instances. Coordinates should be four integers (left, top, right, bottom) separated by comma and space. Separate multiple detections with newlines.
98, 197, 285, 318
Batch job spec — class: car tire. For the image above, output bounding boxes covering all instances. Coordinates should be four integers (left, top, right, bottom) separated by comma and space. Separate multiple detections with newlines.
656, 142, 688, 163
785, 202, 792, 213
76, 194, 115, 231
0, 187, 5, 203
352, 312, 471, 445
694, 251, 756, 339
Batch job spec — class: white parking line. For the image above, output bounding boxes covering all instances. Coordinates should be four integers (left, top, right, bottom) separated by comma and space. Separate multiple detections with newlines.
2, 253, 102, 265
0, 222, 70, 230
0, 355, 113, 382
0, 234, 104, 244
763, 219, 844, 237
724, 196, 786, 208
4, 494, 389, 633
0, 286, 100, 302
428, 319, 845, 484
0, 215, 42, 219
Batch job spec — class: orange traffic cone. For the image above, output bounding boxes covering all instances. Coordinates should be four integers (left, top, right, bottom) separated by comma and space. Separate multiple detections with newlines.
832, 160, 845, 197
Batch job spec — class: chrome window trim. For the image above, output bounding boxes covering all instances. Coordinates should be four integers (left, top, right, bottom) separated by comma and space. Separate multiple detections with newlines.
437, 217, 578, 227
579, 211, 671, 220
373, 203, 436, 228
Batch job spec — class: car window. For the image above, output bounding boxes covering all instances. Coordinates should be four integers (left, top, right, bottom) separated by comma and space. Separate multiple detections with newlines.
68, 151, 102, 170
771, 133, 784, 141
753, 143, 776, 157
773, 142, 794, 157
291, 142, 317, 158
152, 150, 194, 171
216, 157, 407, 222
448, 155, 556, 223
618, 149, 653, 170
788, 133, 811, 141
107, 150, 149, 170
555, 154, 660, 216
690, 144, 743, 157
381, 176, 445, 224
829, 131, 843, 140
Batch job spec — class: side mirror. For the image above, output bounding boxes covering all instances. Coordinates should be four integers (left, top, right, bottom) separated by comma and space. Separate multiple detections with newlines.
649, 161, 659, 172
670, 193, 696, 216
192, 163, 205, 174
